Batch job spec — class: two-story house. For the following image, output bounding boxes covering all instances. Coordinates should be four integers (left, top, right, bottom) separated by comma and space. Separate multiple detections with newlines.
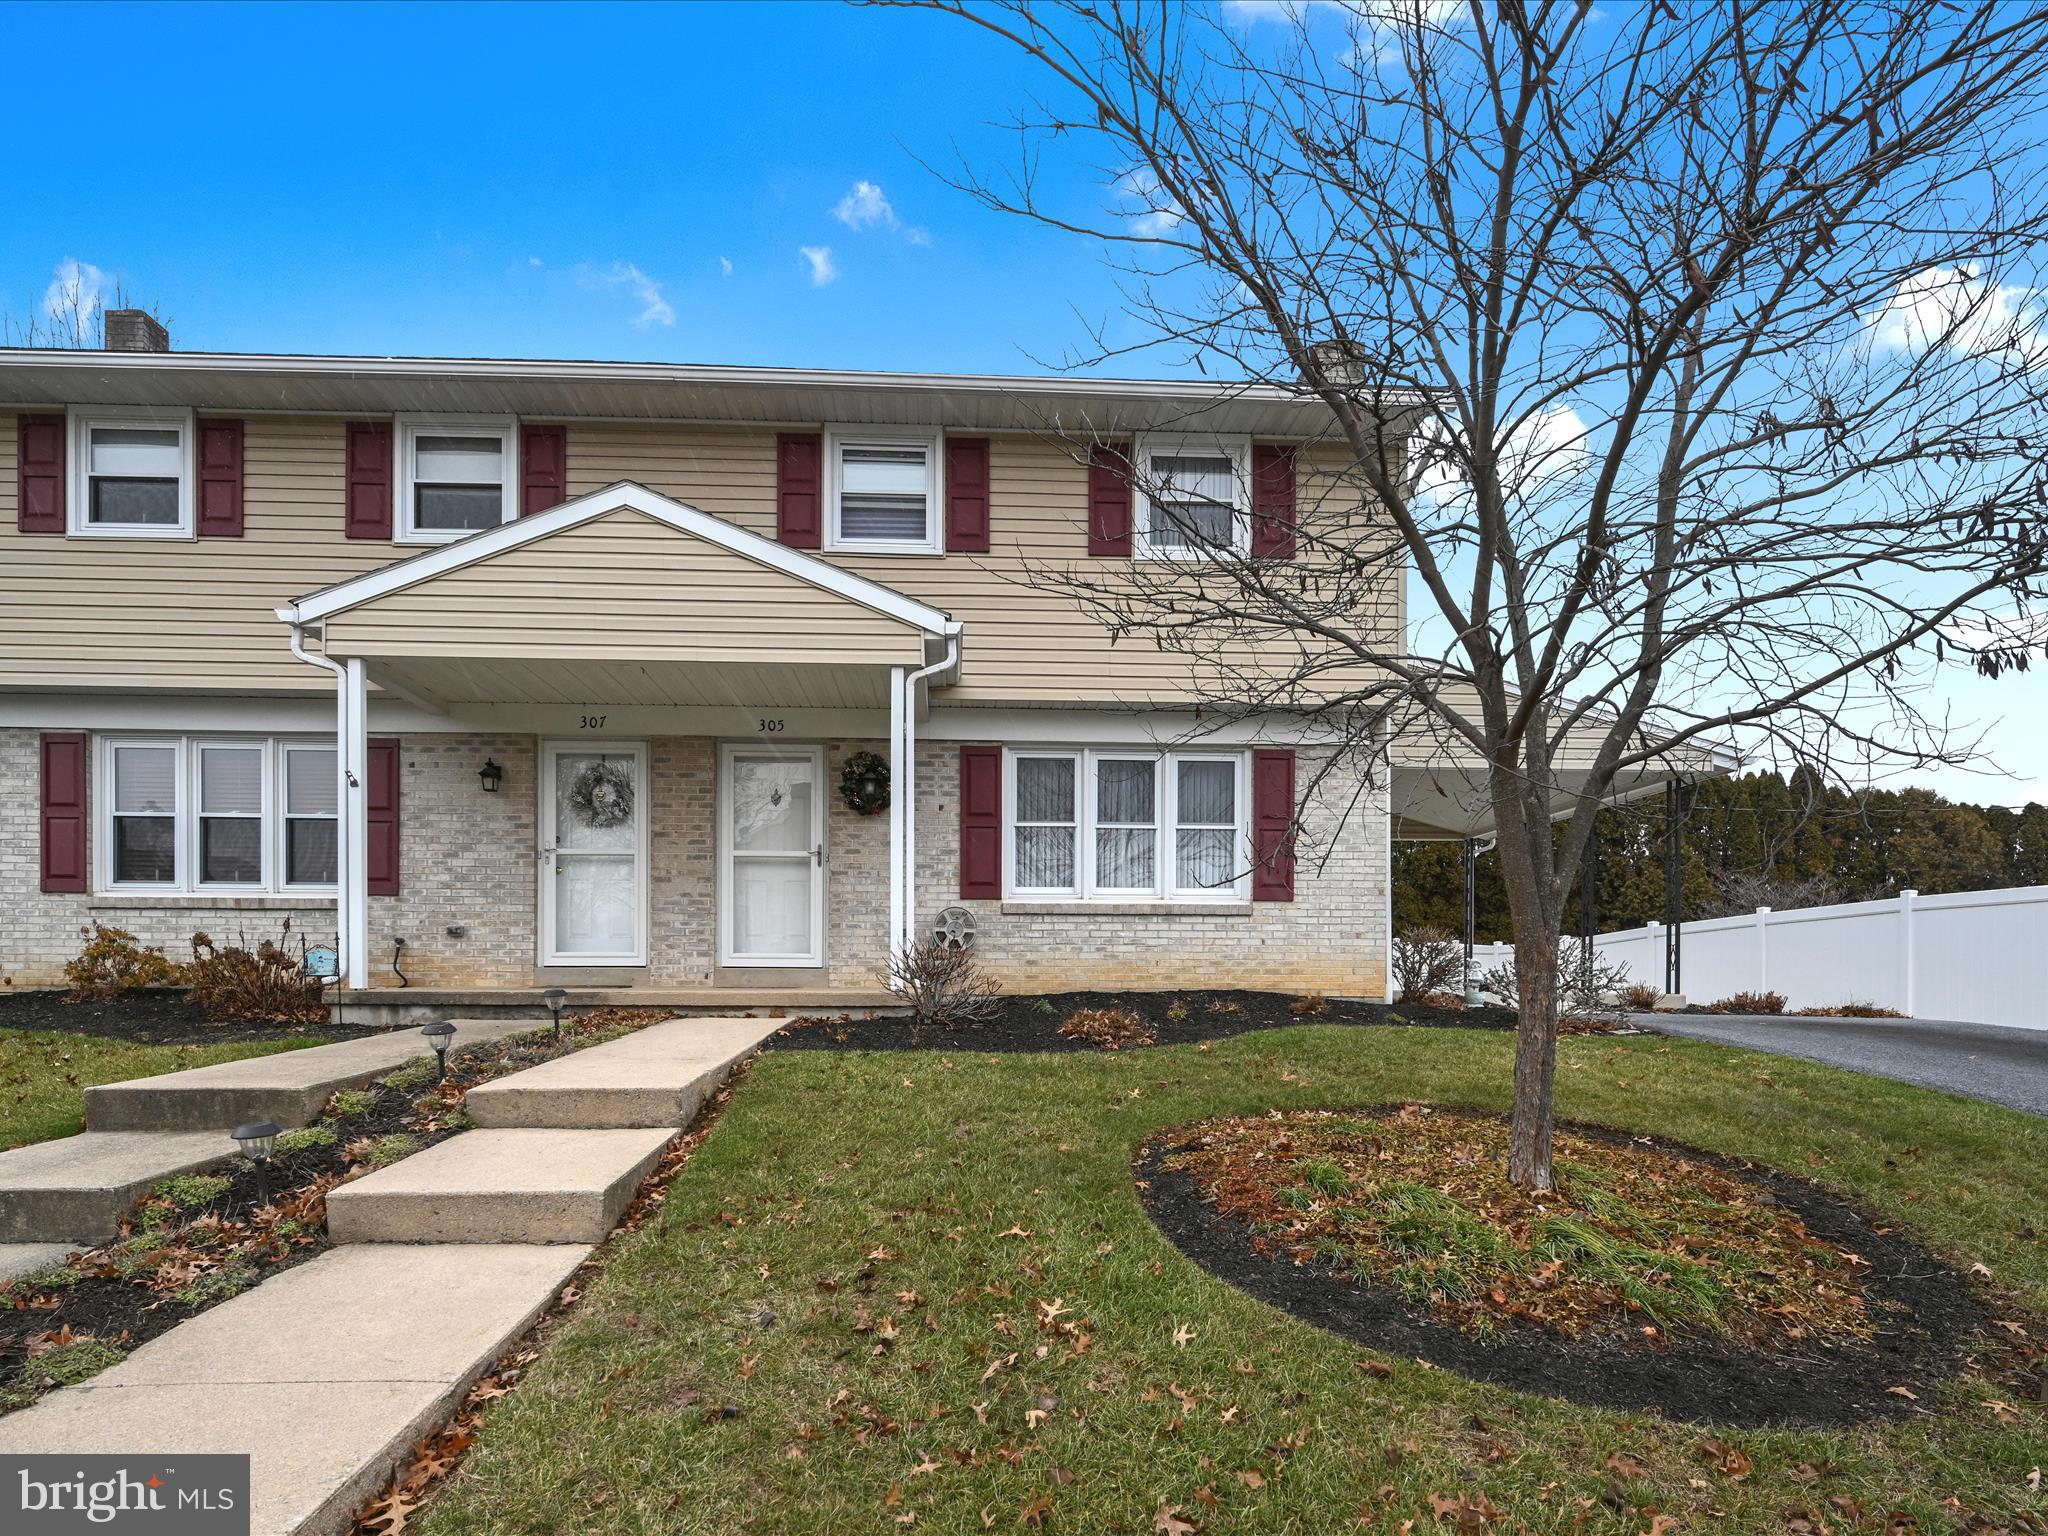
1, 314, 1605, 1019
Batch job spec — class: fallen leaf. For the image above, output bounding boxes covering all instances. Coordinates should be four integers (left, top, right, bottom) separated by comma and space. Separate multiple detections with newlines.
1172, 1322, 1197, 1349
1155, 1503, 1198, 1535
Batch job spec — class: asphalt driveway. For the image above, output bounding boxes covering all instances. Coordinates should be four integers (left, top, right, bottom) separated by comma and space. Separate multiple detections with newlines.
1640, 1012, 2048, 1118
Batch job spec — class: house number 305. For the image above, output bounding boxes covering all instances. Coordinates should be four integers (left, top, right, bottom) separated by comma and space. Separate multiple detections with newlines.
757, 718, 786, 733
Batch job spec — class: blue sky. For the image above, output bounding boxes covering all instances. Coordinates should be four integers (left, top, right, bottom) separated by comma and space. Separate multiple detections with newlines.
3, 0, 2039, 806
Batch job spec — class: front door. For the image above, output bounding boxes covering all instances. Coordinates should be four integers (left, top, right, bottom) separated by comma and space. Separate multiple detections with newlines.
720, 743, 825, 967
540, 741, 649, 966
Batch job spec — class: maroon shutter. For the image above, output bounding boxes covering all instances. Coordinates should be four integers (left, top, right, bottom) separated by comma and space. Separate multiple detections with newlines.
944, 436, 991, 553
1086, 441, 1133, 556
16, 414, 66, 533
520, 423, 568, 516
40, 731, 88, 894
776, 432, 823, 549
1251, 443, 1296, 558
366, 737, 401, 897
1250, 748, 1296, 902
196, 418, 245, 537
958, 745, 1002, 899
344, 421, 394, 540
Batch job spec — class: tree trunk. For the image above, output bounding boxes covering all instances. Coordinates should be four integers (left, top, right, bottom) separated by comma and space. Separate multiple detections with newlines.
1506, 919, 1561, 1191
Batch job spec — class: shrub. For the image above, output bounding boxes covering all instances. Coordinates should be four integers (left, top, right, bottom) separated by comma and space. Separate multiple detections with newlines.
878, 941, 1002, 1044
1289, 993, 1328, 1018
1710, 990, 1788, 1015
1057, 1008, 1157, 1050
1164, 999, 1190, 1023
1391, 925, 1465, 1002
1617, 982, 1662, 1010
64, 924, 183, 1002
186, 927, 327, 1026
1476, 939, 1634, 1015
1798, 999, 1906, 1019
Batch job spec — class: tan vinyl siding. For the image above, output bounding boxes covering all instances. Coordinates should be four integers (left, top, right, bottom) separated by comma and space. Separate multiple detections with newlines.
566, 426, 1400, 704
321, 506, 927, 665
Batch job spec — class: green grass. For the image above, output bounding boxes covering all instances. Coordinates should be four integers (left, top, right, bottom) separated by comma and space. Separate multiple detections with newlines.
0, 1029, 320, 1150
419, 1027, 2048, 1535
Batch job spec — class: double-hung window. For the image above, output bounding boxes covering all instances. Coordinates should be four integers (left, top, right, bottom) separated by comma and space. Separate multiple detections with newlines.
397, 415, 516, 542
98, 737, 338, 894
1133, 434, 1250, 558
69, 408, 195, 538
1003, 748, 1248, 901
827, 430, 942, 553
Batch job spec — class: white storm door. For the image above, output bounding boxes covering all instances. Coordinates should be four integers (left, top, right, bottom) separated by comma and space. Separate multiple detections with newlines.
720, 744, 824, 967
540, 741, 649, 966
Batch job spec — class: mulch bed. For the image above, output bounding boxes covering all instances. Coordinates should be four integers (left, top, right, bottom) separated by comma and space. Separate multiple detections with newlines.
0, 1010, 675, 1414
0, 988, 379, 1046
1136, 1108, 1985, 1428
771, 988, 1530, 1053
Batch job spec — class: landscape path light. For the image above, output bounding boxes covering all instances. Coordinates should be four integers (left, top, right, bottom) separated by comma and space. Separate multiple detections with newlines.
422, 1021, 456, 1081
543, 987, 568, 1041
231, 1120, 282, 1208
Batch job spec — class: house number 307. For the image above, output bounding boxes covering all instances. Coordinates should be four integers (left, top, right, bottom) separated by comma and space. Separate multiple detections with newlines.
579, 714, 607, 729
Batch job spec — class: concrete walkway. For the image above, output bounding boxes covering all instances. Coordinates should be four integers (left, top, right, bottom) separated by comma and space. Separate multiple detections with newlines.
0, 1013, 780, 1535
1641, 1012, 2048, 1118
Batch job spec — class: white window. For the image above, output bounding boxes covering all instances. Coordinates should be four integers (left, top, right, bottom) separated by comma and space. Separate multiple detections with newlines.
98, 738, 337, 894
1133, 434, 1250, 558
397, 415, 516, 542
69, 408, 195, 538
827, 430, 942, 554
1003, 748, 1248, 902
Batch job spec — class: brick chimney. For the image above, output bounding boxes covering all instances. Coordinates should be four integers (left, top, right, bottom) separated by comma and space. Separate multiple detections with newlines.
104, 309, 170, 353
1304, 337, 1366, 386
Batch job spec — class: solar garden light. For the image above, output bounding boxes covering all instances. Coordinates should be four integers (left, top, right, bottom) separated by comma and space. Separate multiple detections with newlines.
543, 987, 568, 1041
421, 1020, 457, 1081
231, 1120, 282, 1207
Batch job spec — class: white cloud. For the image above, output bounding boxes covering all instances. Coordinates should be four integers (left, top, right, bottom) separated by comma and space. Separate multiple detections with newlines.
1118, 169, 1186, 239
527, 256, 543, 268
833, 179, 930, 246
800, 245, 839, 287
1872, 263, 2045, 364
1411, 404, 1592, 507
584, 261, 676, 327
719, 256, 734, 278
42, 258, 109, 344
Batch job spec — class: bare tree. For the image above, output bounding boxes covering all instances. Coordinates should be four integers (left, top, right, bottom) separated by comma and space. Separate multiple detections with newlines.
902, 0, 2048, 1187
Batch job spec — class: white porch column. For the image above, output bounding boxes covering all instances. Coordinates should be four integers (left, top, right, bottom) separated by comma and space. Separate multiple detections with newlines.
888, 665, 906, 964
900, 669, 918, 954
343, 658, 371, 990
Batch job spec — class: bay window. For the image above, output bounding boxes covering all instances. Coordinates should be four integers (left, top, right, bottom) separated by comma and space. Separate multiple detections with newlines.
1003, 748, 1248, 901
98, 737, 338, 893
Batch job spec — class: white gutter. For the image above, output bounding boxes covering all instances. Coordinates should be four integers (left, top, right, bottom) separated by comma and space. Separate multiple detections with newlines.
898, 635, 962, 954
287, 620, 358, 991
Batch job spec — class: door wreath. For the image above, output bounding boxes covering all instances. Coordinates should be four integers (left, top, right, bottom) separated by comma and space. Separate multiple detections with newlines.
567, 759, 635, 829
839, 750, 892, 816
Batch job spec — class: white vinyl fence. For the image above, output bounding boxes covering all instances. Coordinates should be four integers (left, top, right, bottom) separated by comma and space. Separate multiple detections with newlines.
1464, 885, 2048, 1030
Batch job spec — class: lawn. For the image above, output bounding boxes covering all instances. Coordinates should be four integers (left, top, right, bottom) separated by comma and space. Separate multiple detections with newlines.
0, 1029, 320, 1150
420, 1026, 2048, 1535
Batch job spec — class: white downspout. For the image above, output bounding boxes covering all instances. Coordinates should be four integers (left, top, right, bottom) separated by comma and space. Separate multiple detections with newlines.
888, 665, 906, 968
286, 619, 358, 991
898, 633, 960, 954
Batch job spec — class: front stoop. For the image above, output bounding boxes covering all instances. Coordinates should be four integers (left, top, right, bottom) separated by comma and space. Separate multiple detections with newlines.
0, 1242, 588, 1536
84, 1017, 541, 1132
0, 1130, 241, 1243
326, 1127, 678, 1245
464, 1014, 779, 1128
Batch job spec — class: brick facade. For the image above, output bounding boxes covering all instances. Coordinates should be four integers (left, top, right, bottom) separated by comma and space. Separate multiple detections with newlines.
1, 726, 1386, 997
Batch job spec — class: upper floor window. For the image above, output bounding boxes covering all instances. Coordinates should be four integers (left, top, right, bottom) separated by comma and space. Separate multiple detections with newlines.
1133, 434, 1250, 559
99, 736, 337, 893
827, 430, 942, 554
69, 408, 195, 538
397, 415, 516, 542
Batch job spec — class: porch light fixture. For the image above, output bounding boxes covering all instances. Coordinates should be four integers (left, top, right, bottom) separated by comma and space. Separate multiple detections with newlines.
231, 1120, 282, 1207
542, 987, 568, 1041
422, 1020, 457, 1081
478, 759, 505, 794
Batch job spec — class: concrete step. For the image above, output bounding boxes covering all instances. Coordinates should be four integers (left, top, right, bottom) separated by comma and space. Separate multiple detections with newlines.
325, 1127, 675, 1245
0, 1130, 239, 1243
464, 1014, 778, 1129
0, 1242, 77, 1286
84, 1017, 541, 1133
0, 1241, 587, 1536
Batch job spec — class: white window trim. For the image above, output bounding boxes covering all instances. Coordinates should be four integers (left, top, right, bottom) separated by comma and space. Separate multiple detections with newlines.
67, 406, 197, 540
825, 427, 945, 556
1001, 746, 1250, 904
1131, 432, 1252, 561
278, 742, 342, 893
97, 736, 338, 896
191, 740, 271, 892
395, 413, 518, 545
715, 741, 826, 967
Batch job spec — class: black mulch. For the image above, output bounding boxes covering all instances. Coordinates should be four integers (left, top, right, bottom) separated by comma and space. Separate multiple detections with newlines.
769, 989, 1525, 1053
0, 989, 378, 1046
1136, 1112, 1984, 1429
